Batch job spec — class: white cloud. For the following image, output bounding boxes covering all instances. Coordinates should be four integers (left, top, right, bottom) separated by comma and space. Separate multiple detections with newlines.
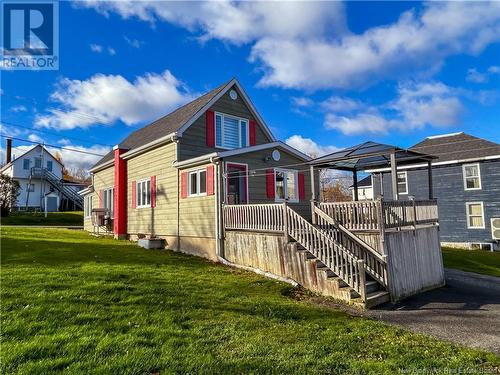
291, 97, 314, 108
467, 65, 500, 83
124, 36, 144, 48
27, 134, 44, 143
36, 70, 195, 129
90, 43, 103, 53
323, 82, 463, 135
286, 135, 340, 158
488, 66, 500, 74
10, 105, 27, 112
79, 1, 500, 90
252, 2, 500, 89
107, 47, 116, 56
78, 1, 346, 45
321, 97, 362, 113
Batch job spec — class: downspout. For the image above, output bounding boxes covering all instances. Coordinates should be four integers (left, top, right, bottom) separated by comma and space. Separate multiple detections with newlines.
174, 138, 180, 251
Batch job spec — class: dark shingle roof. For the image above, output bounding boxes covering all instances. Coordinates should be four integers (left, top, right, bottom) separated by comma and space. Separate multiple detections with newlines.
410, 132, 500, 163
91, 80, 231, 169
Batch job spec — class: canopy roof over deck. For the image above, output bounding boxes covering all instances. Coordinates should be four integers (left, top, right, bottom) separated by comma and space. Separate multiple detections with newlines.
308, 141, 435, 171
308, 141, 437, 201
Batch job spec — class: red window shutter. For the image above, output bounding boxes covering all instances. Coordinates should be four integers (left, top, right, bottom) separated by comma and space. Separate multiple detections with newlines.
266, 169, 275, 199
181, 172, 188, 198
131, 181, 136, 208
206, 165, 214, 196
298, 172, 306, 200
206, 110, 215, 147
99, 190, 103, 207
249, 120, 256, 146
150, 176, 156, 208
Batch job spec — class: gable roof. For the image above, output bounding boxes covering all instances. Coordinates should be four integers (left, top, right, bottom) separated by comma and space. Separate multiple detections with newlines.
0, 144, 63, 173
91, 78, 276, 171
349, 175, 372, 189
410, 132, 500, 163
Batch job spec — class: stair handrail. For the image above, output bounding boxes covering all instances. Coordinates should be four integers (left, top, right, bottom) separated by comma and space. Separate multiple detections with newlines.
313, 205, 388, 287
30, 167, 83, 207
283, 204, 365, 298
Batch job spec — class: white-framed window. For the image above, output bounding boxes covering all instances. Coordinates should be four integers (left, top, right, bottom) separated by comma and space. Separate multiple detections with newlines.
275, 168, 298, 203
34, 157, 42, 168
26, 183, 35, 192
23, 158, 30, 170
463, 163, 481, 190
188, 169, 207, 197
136, 179, 151, 208
103, 187, 114, 217
215, 112, 249, 150
466, 202, 485, 229
397, 171, 408, 195
84, 195, 93, 218
47, 160, 53, 172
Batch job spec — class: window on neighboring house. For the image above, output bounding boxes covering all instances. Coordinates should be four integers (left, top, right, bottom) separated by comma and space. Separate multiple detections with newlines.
26, 183, 35, 192
466, 202, 485, 229
34, 157, 42, 168
463, 163, 481, 190
103, 188, 114, 217
84, 195, 93, 217
136, 179, 151, 208
47, 160, 53, 172
188, 169, 207, 196
23, 159, 30, 170
275, 169, 298, 203
397, 171, 408, 195
215, 112, 249, 149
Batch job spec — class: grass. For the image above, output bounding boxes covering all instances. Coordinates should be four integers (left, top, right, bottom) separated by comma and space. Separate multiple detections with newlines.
1, 211, 83, 226
442, 246, 500, 277
1, 228, 498, 374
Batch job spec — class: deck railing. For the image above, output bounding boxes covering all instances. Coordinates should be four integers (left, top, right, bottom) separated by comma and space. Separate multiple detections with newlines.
319, 199, 438, 231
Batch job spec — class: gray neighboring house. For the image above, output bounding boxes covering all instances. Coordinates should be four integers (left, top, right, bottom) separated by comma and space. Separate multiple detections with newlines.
370, 132, 500, 251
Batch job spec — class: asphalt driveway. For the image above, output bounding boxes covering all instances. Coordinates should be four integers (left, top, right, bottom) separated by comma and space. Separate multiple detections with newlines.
367, 269, 500, 354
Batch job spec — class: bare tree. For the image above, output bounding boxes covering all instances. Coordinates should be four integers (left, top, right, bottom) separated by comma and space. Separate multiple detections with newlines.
0, 175, 20, 216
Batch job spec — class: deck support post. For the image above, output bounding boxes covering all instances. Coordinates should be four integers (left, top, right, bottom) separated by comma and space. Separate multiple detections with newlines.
390, 152, 399, 201
357, 259, 366, 302
353, 170, 359, 201
427, 160, 433, 200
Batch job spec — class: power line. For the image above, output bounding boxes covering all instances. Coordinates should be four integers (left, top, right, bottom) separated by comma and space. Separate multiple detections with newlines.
0, 120, 113, 147
0, 135, 106, 157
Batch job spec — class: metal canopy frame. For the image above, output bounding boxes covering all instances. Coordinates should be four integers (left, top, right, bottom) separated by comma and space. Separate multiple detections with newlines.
308, 141, 437, 201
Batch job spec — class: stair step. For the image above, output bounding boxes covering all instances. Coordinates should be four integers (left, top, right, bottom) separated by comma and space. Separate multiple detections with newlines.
366, 291, 390, 308
365, 280, 379, 294
339, 286, 359, 299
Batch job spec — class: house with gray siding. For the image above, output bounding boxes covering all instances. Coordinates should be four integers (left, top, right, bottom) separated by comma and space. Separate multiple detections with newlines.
369, 132, 500, 250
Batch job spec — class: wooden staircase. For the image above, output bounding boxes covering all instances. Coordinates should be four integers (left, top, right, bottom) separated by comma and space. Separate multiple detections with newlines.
223, 203, 391, 308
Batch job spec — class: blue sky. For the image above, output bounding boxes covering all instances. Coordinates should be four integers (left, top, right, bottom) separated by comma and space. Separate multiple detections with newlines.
2, 1, 500, 170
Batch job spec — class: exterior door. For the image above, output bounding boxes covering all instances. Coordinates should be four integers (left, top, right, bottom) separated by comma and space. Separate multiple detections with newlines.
46, 197, 58, 212
226, 163, 248, 204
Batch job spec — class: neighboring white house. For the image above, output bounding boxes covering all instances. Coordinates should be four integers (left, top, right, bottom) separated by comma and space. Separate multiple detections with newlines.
349, 175, 373, 201
1, 142, 83, 211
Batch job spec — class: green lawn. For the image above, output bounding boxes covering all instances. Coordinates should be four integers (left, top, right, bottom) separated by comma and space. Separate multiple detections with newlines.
442, 247, 500, 277
1, 228, 498, 374
1, 211, 83, 226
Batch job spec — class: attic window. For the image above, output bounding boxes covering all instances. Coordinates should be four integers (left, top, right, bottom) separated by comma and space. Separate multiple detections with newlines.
215, 112, 249, 149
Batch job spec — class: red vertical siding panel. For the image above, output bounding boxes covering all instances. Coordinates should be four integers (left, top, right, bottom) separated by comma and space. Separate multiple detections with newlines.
181, 172, 188, 198
206, 110, 215, 147
114, 148, 128, 237
266, 169, 275, 199
150, 176, 156, 208
249, 120, 256, 146
298, 172, 306, 200
206, 165, 214, 195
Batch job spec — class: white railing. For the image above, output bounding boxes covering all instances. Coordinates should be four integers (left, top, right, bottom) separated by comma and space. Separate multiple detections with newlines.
223, 203, 368, 300
319, 199, 438, 231
223, 204, 284, 232
313, 206, 388, 287
382, 199, 438, 229
319, 201, 380, 231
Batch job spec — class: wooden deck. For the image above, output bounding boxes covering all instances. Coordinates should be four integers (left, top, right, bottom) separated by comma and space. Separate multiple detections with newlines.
222, 199, 444, 307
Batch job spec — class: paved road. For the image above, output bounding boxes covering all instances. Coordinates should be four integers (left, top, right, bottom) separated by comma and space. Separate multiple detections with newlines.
367, 269, 500, 354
